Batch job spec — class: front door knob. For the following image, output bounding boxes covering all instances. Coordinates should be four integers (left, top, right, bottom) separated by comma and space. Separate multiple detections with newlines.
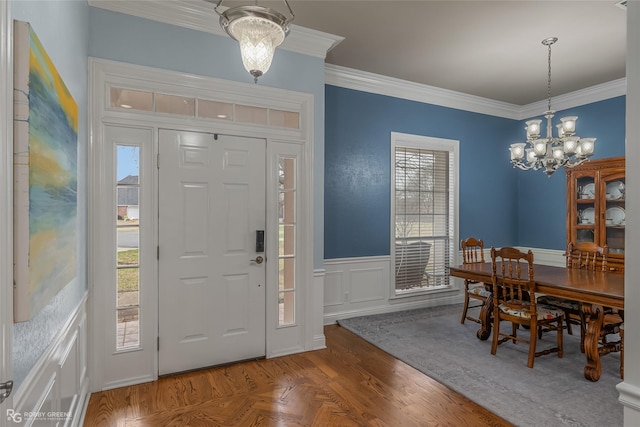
251, 256, 264, 264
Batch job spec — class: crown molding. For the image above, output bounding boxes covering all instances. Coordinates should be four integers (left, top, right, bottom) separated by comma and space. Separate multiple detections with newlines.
325, 64, 627, 121
516, 78, 627, 120
88, 0, 343, 59
325, 64, 521, 119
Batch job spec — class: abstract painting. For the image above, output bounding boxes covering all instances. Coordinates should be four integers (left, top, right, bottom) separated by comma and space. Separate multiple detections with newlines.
13, 20, 78, 322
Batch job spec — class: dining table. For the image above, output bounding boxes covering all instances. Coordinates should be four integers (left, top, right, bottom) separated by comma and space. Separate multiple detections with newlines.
449, 262, 624, 382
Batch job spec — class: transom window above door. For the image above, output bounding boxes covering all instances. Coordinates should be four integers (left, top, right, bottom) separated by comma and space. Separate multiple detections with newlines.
109, 86, 300, 129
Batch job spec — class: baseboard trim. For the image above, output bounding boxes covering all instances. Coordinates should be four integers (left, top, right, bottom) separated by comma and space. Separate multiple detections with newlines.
617, 381, 640, 412
324, 294, 464, 325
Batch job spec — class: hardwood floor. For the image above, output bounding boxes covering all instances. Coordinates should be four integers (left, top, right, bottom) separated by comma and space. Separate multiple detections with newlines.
84, 325, 512, 426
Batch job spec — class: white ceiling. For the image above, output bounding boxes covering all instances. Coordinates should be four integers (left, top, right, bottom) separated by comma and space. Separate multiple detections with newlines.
237, 0, 627, 105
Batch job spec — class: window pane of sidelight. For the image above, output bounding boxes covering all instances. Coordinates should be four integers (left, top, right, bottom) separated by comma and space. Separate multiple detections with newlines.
155, 93, 195, 116
117, 267, 139, 307
279, 258, 295, 290
278, 291, 295, 326
110, 87, 153, 111
279, 225, 295, 257
198, 99, 233, 120
281, 191, 295, 223
117, 307, 140, 349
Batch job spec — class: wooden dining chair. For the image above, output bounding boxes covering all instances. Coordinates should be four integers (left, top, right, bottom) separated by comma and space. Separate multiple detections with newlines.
490, 247, 564, 368
459, 237, 491, 324
538, 242, 619, 352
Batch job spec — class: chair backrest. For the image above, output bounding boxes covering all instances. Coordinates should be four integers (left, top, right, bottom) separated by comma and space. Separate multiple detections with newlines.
491, 247, 535, 311
461, 237, 485, 265
566, 242, 608, 271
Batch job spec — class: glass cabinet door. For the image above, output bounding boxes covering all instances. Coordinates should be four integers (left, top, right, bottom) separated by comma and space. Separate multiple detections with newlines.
575, 174, 596, 244
601, 172, 625, 255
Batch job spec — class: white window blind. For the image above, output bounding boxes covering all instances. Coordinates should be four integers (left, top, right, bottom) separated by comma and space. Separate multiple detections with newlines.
394, 144, 455, 292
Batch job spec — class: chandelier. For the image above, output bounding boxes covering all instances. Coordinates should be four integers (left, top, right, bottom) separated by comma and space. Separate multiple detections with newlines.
509, 37, 596, 176
214, 0, 295, 83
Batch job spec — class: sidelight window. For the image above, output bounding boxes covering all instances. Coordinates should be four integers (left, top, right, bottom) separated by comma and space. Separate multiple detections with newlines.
116, 145, 141, 349
278, 157, 296, 326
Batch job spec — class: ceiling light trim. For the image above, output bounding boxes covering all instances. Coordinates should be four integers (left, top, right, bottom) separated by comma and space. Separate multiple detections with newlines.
89, 0, 343, 59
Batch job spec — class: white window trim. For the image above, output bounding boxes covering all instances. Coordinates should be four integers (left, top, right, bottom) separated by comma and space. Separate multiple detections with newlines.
389, 132, 460, 298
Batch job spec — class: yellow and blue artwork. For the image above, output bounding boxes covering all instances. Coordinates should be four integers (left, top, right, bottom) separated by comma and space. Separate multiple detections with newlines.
13, 20, 78, 322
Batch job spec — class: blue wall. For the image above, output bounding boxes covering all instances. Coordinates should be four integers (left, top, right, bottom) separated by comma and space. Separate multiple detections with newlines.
88, 6, 327, 268
516, 96, 626, 249
11, 0, 89, 389
324, 85, 523, 259
325, 87, 626, 259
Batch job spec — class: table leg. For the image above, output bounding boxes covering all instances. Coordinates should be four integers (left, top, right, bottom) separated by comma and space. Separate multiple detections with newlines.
583, 303, 604, 382
476, 295, 493, 341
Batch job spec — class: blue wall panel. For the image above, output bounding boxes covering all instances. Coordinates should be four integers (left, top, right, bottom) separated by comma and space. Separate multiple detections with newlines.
325, 85, 522, 259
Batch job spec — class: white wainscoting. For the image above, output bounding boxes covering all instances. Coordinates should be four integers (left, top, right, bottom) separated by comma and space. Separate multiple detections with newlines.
13, 294, 89, 427
323, 248, 565, 325
323, 256, 462, 324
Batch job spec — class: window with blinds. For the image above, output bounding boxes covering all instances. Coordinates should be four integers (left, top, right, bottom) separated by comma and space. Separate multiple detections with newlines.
392, 135, 457, 293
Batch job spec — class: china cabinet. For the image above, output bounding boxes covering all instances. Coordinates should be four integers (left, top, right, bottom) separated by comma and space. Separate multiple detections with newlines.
566, 156, 625, 272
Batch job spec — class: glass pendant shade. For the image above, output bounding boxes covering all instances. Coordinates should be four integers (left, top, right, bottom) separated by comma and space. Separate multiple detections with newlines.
215, 1, 294, 83
228, 16, 285, 81
510, 143, 526, 161
526, 120, 542, 139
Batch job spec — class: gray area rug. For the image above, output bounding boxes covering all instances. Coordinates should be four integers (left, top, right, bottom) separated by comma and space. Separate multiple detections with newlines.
338, 304, 622, 427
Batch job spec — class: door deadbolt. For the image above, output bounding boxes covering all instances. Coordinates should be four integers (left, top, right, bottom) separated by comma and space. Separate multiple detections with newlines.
251, 256, 264, 264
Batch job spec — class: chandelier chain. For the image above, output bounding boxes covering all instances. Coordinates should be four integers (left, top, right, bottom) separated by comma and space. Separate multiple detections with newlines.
547, 41, 552, 113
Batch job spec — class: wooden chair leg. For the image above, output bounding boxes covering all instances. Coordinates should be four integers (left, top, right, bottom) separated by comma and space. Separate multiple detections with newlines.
564, 310, 573, 335
527, 323, 537, 368
491, 314, 500, 356
460, 290, 469, 324
557, 316, 564, 358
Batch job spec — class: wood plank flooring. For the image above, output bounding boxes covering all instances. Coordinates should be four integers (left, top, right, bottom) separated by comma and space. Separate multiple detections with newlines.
84, 325, 513, 426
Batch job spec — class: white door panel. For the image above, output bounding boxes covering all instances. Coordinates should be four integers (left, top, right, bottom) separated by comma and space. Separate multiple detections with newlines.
158, 129, 266, 375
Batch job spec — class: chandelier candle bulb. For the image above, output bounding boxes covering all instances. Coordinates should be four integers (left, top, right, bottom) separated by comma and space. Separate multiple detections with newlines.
508, 37, 595, 176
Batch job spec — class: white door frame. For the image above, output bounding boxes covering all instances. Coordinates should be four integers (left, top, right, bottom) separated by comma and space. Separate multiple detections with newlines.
0, 0, 14, 421
89, 58, 316, 391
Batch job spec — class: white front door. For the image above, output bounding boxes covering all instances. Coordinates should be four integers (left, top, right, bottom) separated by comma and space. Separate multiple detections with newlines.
158, 129, 266, 375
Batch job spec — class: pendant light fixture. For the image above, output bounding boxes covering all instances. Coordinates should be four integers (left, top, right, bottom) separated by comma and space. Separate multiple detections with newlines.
509, 37, 596, 176
214, 0, 295, 83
